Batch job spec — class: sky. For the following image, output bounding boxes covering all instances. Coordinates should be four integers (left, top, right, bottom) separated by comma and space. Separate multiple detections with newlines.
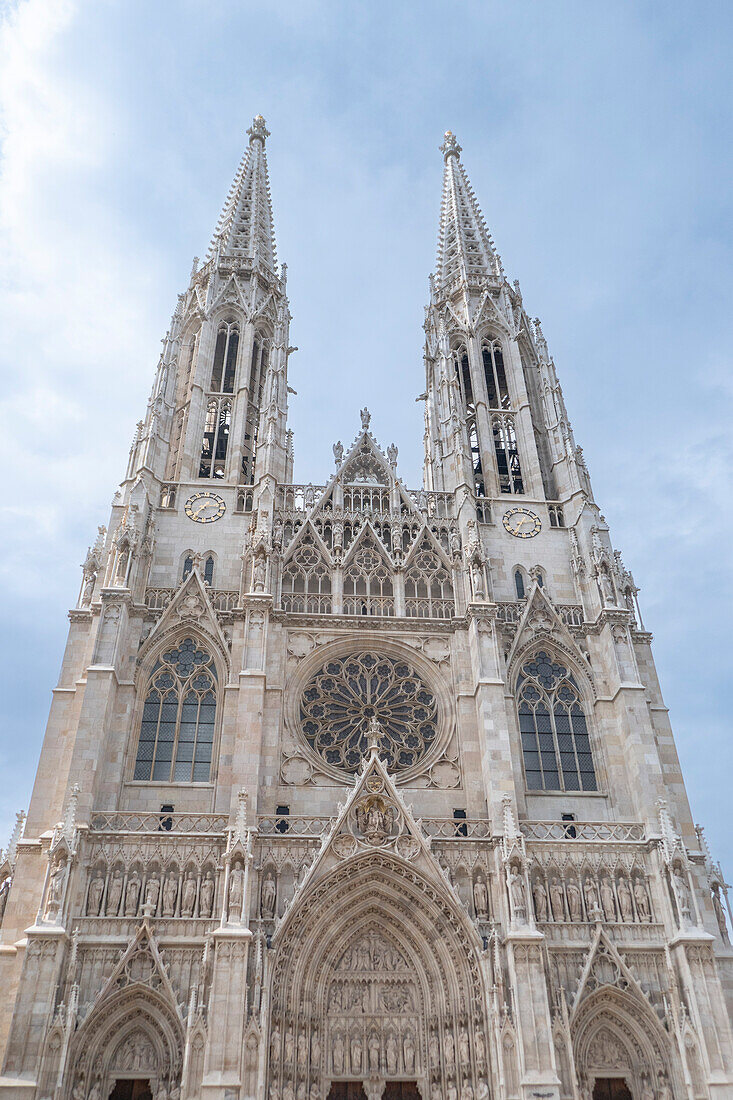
0, 1, 731, 871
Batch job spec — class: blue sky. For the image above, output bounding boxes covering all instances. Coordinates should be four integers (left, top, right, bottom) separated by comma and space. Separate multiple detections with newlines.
0, 1, 731, 870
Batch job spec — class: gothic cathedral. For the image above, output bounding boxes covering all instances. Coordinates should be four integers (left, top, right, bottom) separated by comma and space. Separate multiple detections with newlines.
1, 118, 731, 1100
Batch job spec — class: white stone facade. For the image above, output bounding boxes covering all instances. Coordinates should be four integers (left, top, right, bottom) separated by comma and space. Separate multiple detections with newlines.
0, 118, 731, 1100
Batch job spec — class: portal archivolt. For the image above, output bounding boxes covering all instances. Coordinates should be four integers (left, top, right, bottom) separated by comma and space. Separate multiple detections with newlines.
268, 853, 490, 1100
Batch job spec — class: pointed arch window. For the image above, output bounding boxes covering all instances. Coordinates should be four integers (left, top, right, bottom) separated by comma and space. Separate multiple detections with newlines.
199, 397, 231, 478
210, 321, 240, 393
281, 533, 332, 614
492, 413, 524, 494
182, 555, 194, 581
241, 335, 268, 485
454, 345, 485, 497
517, 650, 597, 792
405, 545, 454, 618
514, 569, 525, 600
204, 555, 214, 586
482, 340, 510, 408
134, 637, 218, 783
343, 540, 394, 616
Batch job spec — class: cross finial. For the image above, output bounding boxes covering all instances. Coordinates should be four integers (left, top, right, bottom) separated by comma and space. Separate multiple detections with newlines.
440, 130, 462, 161
248, 114, 271, 145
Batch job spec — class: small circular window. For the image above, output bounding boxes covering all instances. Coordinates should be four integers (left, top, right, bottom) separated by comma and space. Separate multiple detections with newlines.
299, 651, 439, 774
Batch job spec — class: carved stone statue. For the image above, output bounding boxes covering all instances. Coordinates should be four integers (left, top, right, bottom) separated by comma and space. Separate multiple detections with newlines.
124, 873, 140, 917
458, 1027, 470, 1064
566, 880, 582, 922
403, 1030, 415, 1072
617, 875, 633, 922
262, 872, 276, 919
106, 869, 123, 916
87, 872, 104, 916
509, 867, 526, 919
444, 1028, 455, 1066
387, 443, 398, 465
368, 1032, 380, 1073
144, 872, 161, 914
532, 879, 548, 921
253, 551, 268, 593
311, 1028, 321, 1066
71, 1077, 86, 1100
386, 1032, 398, 1074
200, 871, 215, 918
332, 1033, 344, 1075
181, 872, 197, 917
88, 1080, 102, 1100
44, 858, 65, 922
657, 1072, 672, 1100
673, 867, 692, 924
297, 1032, 307, 1067
461, 1080, 473, 1100
640, 1075, 655, 1100
429, 1029, 440, 1068
333, 441, 344, 465
360, 407, 371, 429
350, 1032, 362, 1073
270, 1024, 280, 1063
600, 877, 616, 922
712, 885, 729, 943
474, 1029, 485, 1064
550, 877, 565, 921
473, 875, 488, 919
634, 877, 651, 922
228, 861, 245, 922
162, 872, 178, 917
584, 877, 600, 919
446, 1080, 457, 1100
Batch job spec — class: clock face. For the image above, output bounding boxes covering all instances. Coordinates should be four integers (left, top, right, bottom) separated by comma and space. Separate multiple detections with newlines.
502, 507, 541, 539
184, 491, 226, 524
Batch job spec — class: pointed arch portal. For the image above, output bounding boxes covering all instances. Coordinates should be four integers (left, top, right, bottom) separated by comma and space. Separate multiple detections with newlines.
267, 851, 490, 1100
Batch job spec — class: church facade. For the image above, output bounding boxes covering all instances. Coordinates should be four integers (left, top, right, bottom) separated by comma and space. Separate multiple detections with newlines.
1, 117, 732, 1100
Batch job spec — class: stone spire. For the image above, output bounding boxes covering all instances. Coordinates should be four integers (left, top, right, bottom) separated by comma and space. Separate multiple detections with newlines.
208, 114, 277, 270
435, 130, 502, 292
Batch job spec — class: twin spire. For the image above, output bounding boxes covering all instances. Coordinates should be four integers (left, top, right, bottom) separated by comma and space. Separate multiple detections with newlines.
208, 118, 501, 292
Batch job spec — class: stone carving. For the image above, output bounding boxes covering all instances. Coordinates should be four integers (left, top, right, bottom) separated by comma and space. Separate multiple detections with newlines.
44, 857, 66, 922
508, 865, 526, 921
332, 1033, 345, 1074
473, 875, 488, 919
145, 872, 161, 914
333, 441, 344, 465
617, 875, 632, 922
634, 877, 651, 922
355, 794, 395, 845
162, 872, 179, 917
360, 407, 371, 429
181, 872, 197, 917
228, 861, 244, 922
550, 877, 565, 921
566, 880, 582, 922
403, 1029, 415, 1072
600, 877, 616, 922
673, 866, 692, 925
584, 877, 600, 920
200, 871, 215, 917
532, 879, 548, 921
87, 872, 104, 916
124, 873, 141, 917
106, 869, 123, 916
712, 884, 729, 942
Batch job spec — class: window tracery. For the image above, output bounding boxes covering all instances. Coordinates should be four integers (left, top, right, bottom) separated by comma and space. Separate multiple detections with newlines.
281, 534, 332, 613
241, 333, 268, 485
492, 413, 524, 494
482, 339, 510, 408
453, 344, 485, 497
342, 539, 394, 616
404, 545, 454, 618
133, 638, 217, 783
299, 652, 439, 773
517, 650, 597, 792
199, 398, 231, 479
210, 321, 239, 393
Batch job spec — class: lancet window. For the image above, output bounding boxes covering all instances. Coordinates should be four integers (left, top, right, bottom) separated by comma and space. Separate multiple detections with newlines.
281, 534, 332, 613
482, 339, 510, 408
404, 546, 454, 618
453, 345, 485, 497
133, 637, 217, 783
343, 541, 394, 616
241, 334, 268, 485
492, 413, 524, 494
514, 569, 526, 599
199, 398, 231, 478
517, 650, 597, 792
210, 321, 240, 393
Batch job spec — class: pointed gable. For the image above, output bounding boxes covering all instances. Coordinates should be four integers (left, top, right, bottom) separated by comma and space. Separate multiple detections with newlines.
143, 569, 230, 663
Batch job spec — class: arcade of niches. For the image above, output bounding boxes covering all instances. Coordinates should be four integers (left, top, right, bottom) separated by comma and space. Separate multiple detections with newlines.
1, 118, 732, 1100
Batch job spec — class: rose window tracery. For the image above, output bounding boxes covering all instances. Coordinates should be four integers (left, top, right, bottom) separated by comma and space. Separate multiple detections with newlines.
299, 652, 439, 773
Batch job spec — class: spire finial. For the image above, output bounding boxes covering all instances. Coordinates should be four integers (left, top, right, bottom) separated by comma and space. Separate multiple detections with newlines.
247, 114, 270, 145
440, 130, 462, 161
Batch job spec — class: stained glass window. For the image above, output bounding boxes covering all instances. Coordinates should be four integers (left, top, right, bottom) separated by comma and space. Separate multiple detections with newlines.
517, 650, 596, 792
300, 652, 439, 773
134, 638, 217, 783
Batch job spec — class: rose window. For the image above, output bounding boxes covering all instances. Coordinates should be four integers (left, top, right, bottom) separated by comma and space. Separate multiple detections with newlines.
299, 652, 439, 773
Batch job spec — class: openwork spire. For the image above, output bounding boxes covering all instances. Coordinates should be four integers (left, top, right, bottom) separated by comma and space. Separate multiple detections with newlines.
435, 130, 502, 291
207, 115, 277, 270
